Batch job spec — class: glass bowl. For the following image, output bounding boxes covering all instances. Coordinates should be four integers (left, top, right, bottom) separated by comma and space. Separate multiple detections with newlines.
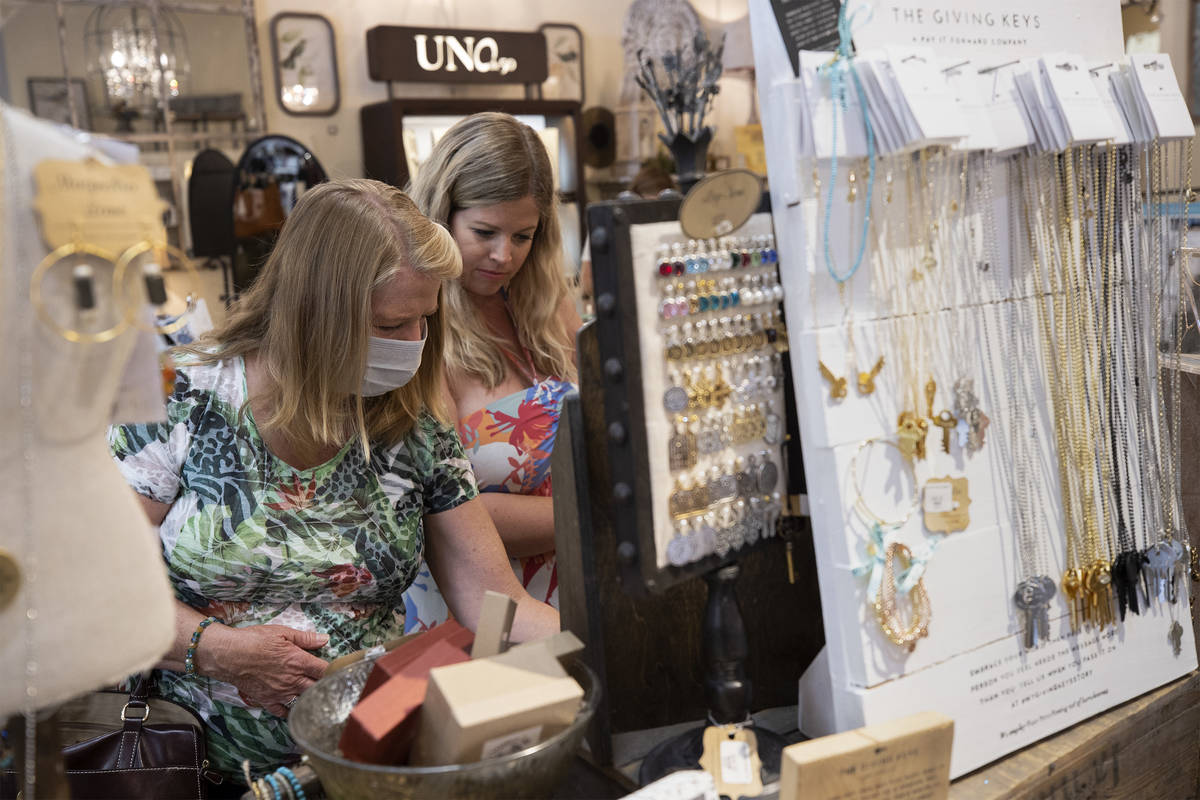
289, 655, 599, 800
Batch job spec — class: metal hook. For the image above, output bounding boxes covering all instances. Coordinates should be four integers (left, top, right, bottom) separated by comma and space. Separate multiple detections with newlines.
1088, 63, 1114, 75
978, 59, 1019, 74
941, 60, 969, 74
901, 53, 927, 65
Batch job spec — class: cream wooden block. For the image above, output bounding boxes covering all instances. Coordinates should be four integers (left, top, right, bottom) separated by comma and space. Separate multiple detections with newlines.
780, 711, 953, 800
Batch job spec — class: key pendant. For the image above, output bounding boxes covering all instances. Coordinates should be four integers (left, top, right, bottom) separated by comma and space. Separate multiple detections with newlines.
1062, 568, 1083, 632
1086, 562, 1114, 629
857, 356, 885, 395
897, 411, 924, 461
1014, 577, 1052, 649
966, 408, 990, 452
924, 377, 937, 419
819, 360, 848, 400
1168, 540, 1186, 605
1145, 543, 1175, 605
933, 410, 957, 453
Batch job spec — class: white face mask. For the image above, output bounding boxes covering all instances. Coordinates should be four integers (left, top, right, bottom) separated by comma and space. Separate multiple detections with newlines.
360, 333, 425, 397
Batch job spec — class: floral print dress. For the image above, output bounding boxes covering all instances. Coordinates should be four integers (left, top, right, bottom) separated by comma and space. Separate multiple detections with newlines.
400, 377, 572, 630
107, 355, 477, 777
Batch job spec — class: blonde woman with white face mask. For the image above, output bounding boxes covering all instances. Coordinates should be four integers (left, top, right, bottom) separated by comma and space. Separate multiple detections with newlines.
406, 113, 581, 621
107, 179, 557, 784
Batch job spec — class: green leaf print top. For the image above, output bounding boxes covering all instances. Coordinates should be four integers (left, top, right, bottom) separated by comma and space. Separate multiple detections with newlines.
107, 355, 478, 777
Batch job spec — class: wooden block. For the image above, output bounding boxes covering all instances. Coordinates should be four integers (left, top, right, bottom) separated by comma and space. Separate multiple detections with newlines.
471, 590, 517, 659
505, 630, 585, 662
338, 639, 471, 765
359, 620, 473, 698
411, 644, 584, 766
780, 711, 954, 800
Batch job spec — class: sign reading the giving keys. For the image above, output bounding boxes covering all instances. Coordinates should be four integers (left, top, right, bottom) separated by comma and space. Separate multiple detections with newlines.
852, 0, 1123, 61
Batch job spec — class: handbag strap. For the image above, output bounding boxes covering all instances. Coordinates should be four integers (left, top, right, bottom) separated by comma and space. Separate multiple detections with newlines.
115, 674, 154, 769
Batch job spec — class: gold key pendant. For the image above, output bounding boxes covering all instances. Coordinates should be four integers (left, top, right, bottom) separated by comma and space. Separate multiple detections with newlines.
933, 410, 957, 453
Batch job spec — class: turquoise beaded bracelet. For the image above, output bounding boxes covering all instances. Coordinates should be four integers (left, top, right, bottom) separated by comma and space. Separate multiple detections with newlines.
277, 766, 307, 800
184, 616, 218, 676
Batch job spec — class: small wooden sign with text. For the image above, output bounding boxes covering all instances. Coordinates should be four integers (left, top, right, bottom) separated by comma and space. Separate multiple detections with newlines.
679, 169, 764, 240
780, 711, 953, 800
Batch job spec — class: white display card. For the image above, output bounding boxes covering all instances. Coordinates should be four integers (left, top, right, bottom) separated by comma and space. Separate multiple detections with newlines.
628, 215, 789, 570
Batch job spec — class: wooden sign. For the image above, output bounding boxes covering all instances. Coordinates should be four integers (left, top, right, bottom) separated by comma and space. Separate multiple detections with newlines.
780, 711, 953, 800
679, 169, 764, 240
366, 25, 548, 84
32, 160, 166, 255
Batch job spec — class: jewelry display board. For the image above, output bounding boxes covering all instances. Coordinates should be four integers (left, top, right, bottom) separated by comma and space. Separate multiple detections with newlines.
586, 197, 797, 592
748, 0, 1199, 778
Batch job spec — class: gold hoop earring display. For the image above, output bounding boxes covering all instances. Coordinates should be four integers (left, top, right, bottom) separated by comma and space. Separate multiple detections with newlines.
849, 438, 920, 528
29, 242, 126, 344
114, 241, 203, 337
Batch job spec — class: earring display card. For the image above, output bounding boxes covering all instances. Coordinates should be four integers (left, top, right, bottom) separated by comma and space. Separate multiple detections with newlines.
634, 214, 790, 571
749, 0, 1197, 779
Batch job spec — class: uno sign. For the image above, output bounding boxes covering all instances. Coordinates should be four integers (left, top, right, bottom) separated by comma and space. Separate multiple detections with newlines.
367, 25, 548, 84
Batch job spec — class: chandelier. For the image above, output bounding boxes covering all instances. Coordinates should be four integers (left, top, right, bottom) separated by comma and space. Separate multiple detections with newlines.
84, 4, 191, 113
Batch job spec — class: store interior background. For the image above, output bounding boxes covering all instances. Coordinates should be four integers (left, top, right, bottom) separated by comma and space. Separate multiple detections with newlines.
0, 0, 1194, 315
0, 0, 754, 186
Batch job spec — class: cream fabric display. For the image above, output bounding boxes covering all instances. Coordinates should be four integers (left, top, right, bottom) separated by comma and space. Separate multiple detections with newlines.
0, 103, 174, 716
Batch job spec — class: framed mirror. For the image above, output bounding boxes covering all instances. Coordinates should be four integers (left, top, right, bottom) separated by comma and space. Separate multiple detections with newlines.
269, 12, 340, 116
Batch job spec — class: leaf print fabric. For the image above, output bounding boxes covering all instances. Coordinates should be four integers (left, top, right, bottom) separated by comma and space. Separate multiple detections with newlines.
107, 355, 477, 777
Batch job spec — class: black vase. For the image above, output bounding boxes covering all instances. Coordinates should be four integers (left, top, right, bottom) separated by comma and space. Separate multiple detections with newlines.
660, 128, 713, 193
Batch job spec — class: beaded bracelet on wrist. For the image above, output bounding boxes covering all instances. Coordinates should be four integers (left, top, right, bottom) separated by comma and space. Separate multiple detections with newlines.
184, 616, 218, 676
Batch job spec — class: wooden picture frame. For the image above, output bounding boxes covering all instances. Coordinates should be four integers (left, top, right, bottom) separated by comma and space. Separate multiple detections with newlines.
269, 12, 340, 116
538, 23, 584, 105
27, 77, 91, 130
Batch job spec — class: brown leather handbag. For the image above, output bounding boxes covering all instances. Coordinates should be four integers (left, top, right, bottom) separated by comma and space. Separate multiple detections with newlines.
3, 676, 221, 799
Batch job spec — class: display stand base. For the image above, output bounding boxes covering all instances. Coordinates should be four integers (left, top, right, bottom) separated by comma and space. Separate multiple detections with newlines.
637, 723, 787, 787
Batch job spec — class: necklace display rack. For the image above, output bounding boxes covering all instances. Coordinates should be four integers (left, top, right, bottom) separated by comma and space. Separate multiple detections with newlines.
748, 0, 1199, 779
550, 192, 815, 785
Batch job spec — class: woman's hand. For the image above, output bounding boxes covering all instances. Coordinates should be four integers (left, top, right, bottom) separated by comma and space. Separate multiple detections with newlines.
197, 624, 330, 717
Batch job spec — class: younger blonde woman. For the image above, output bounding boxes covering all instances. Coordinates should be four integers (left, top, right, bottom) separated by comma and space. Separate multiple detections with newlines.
108, 178, 557, 782
407, 112, 581, 616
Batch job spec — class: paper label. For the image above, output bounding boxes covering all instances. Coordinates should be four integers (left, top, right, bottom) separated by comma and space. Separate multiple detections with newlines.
923, 482, 954, 513
32, 159, 167, 255
720, 740, 754, 785
923, 477, 970, 533
479, 724, 543, 759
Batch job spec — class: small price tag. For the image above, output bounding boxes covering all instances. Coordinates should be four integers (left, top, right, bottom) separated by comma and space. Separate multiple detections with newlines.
923, 476, 971, 533
699, 725, 763, 799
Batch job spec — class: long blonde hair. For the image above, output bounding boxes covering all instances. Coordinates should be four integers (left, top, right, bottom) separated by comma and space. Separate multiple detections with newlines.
181, 179, 462, 458
408, 112, 577, 388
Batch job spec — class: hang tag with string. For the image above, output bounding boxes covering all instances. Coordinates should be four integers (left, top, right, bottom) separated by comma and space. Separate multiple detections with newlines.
699, 724, 763, 800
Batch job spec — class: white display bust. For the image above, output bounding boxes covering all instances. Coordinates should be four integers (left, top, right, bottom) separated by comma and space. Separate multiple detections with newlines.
0, 103, 174, 716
